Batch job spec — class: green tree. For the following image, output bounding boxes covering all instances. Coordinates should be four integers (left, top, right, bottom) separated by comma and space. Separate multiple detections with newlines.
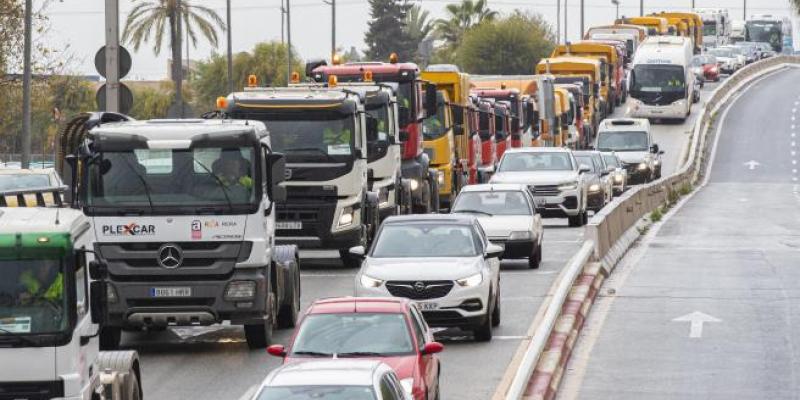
455, 12, 555, 75
435, 0, 498, 47
364, 0, 415, 61
130, 84, 174, 120
191, 41, 302, 111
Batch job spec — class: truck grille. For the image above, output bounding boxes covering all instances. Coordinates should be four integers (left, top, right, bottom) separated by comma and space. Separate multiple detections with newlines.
530, 185, 561, 196
0, 380, 64, 400
386, 281, 454, 300
277, 208, 320, 222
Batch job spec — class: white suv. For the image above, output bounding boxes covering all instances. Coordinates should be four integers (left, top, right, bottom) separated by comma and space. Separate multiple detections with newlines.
351, 214, 502, 342
595, 118, 663, 184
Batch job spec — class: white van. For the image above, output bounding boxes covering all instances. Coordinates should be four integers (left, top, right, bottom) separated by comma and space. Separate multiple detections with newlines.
628, 36, 695, 121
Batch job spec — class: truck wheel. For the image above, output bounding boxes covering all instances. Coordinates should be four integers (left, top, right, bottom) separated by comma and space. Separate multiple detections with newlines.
277, 256, 300, 329
99, 326, 121, 350
413, 182, 432, 214
125, 372, 142, 400
245, 291, 275, 349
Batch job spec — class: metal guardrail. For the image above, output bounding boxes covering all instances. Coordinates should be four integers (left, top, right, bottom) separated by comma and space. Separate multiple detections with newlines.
504, 55, 800, 400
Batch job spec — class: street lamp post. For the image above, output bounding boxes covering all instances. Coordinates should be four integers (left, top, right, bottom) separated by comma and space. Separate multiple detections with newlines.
226, 0, 233, 92
21, 0, 32, 169
640, 0, 643, 16
287, 0, 292, 82
564, 0, 568, 43
556, 0, 561, 45
580, 0, 585, 39
611, 0, 619, 20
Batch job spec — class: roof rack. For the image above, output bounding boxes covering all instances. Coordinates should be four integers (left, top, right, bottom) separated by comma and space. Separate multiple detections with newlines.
0, 186, 68, 208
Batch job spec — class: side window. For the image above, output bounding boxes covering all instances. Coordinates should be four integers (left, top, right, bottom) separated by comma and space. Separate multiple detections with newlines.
262, 146, 269, 191
75, 251, 88, 316
380, 375, 398, 400
474, 222, 488, 249
386, 373, 406, 400
408, 306, 427, 349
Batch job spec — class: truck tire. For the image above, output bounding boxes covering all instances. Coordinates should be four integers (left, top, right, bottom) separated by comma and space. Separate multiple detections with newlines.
99, 326, 122, 350
274, 245, 300, 329
413, 181, 432, 214
428, 171, 440, 214
96, 351, 142, 400
245, 289, 275, 349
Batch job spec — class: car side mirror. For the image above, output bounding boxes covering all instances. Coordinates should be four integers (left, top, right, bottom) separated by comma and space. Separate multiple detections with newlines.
422, 342, 444, 355
349, 245, 366, 258
579, 164, 591, 174
658, 150, 665, 155
267, 344, 287, 357
354, 148, 365, 159
89, 281, 107, 325
266, 153, 287, 203
485, 243, 504, 259
387, 135, 398, 145
650, 144, 660, 154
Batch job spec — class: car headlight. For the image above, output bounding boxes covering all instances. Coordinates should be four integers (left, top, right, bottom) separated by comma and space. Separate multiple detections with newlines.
360, 274, 384, 288
338, 206, 354, 228
509, 231, 532, 240
614, 175, 623, 183
456, 272, 483, 287
588, 184, 601, 192
400, 378, 414, 395
559, 182, 578, 191
409, 178, 420, 192
436, 171, 445, 186
637, 162, 648, 170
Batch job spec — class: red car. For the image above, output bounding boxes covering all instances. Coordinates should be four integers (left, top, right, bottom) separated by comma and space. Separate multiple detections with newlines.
691, 54, 720, 82
266, 297, 443, 400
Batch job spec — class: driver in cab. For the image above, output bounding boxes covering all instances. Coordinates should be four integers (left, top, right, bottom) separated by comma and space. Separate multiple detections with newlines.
214, 150, 253, 191
18, 264, 63, 305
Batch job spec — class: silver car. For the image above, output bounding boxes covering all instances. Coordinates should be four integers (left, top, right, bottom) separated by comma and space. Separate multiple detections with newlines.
452, 184, 544, 269
352, 214, 502, 341
601, 152, 628, 196
251, 360, 409, 400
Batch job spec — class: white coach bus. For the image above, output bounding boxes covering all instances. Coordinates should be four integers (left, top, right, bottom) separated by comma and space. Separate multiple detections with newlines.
628, 36, 695, 122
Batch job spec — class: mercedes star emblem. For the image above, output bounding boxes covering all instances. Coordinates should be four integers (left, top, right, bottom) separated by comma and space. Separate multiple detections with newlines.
414, 281, 426, 292
158, 244, 183, 269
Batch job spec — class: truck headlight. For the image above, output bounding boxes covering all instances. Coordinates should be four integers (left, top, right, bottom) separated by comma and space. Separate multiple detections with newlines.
409, 178, 420, 192
589, 184, 601, 192
360, 274, 384, 288
107, 284, 119, 304
225, 281, 256, 300
436, 171, 445, 186
456, 272, 483, 287
637, 163, 648, 171
559, 182, 578, 191
509, 231, 532, 240
614, 175, 624, 183
338, 207, 354, 227
400, 378, 414, 396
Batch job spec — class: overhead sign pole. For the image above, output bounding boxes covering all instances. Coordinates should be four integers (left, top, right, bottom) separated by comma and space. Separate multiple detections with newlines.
104, 0, 120, 112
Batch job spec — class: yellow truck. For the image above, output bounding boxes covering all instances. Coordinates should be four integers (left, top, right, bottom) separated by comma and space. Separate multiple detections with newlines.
536, 57, 602, 144
551, 42, 622, 115
421, 67, 472, 209
653, 12, 704, 53
619, 16, 669, 36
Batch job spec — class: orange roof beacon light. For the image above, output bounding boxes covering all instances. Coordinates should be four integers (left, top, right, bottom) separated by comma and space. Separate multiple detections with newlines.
328, 74, 338, 87
216, 96, 228, 110
500, 82, 507, 90
247, 74, 258, 87
332, 54, 342, 65
389, 52, 399, 64
364, 70, 374, 82
290, 71, 301, 84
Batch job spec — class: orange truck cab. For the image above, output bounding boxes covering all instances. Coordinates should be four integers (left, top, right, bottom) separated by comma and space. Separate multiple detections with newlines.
580, 39, 628, 104
653, 12, 704, 53
556, 83, 586, 148
310, 57, 440, 213
492, 101, 513, 159
465, 104, 483, 184
618, 16, 669, 36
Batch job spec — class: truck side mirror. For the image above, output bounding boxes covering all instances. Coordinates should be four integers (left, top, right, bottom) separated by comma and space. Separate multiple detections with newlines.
267, 153, 287, 203
398, 106, 410, 126
650, 144, 660, 154
366, 117, 379, 142
89, 281, 107, 325
89, 260, 108, 280
424, 85, 438, 119
398, 129, 409, 142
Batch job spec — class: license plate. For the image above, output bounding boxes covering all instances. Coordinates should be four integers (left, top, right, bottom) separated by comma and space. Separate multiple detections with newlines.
416, 302, 439, 311
276, 221, 302, 230
150, 287, 192, 298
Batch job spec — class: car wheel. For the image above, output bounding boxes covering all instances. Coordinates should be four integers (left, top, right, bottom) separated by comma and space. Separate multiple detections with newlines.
473, 301, 493, 342
491, 286, 501, 327
528, 240, 541, 269
568, 214, 582, 227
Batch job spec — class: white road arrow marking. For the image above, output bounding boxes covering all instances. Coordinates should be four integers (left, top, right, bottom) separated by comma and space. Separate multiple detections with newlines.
672, 311, 721, 338
743, 160, 760, 170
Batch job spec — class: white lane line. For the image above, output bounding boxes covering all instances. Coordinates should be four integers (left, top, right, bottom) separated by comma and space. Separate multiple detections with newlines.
494, 335, 531, 340
237, 384, 259, 400
793, 133, 796, 138
794, 108, 797, 114
793, 160, 797, 165
793, 169, 797, 174
793, 124, 797, 130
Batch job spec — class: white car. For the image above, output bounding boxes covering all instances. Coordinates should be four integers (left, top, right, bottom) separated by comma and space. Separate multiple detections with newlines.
595, 118, 663, 184
451, 184, 544, 269
0, 168, 63, 191
251, 360, 410, 400
352, 214, 502, 341
490, 147, 591, 227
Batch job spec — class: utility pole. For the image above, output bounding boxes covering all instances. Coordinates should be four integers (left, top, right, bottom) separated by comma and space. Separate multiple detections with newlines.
743, 0, 746, 20
564, 0, 568, 43
103, 0, 120, 115
174, 0, 184, 117
332, 0, 336, 60
281, 0, 285, 44
186, 24, 190, 82
580, 0, 584, 39
612, 0, 619, 20
287, 0, 292, 82
640, 0, 644, 16
556, 0, 561, 45
21, 0, 33, 169
226, 0, 233, 92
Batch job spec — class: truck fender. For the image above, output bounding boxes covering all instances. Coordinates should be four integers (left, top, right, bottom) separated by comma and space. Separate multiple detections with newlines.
272, 245, 300, 306
96, 350, 142, 400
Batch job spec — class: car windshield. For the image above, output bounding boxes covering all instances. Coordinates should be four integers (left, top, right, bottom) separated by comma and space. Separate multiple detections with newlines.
602, 154, 620, 168
86, 147, 257, 212
291, 313, 414, 356
0, 259, 68, 335
631, 64, 686, 93
574, 155, 597, 173
0, 174, 51, 190
251, 111, 355, 161
372, 224, 479, 258
498, 152, 574, 172
703, 22, 717, 36
453, 191, 532, 216
597, 131, 649, 152
709, 48, 733, 58
256, 385, 376, 400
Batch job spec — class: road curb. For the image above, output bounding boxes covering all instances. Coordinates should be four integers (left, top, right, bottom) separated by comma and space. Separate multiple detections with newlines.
523, 262, 606, 400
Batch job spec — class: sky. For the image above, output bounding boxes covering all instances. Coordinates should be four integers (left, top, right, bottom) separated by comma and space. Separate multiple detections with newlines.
36, 0, 799, 80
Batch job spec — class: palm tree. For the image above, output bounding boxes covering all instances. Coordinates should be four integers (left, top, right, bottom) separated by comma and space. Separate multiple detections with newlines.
122, 0, 225, 81
405, 4, 435, 62
434, 0, 498, 47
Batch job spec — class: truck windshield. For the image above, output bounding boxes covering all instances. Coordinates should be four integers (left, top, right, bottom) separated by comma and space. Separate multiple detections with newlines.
86, 147, 257, 212
597, 131, 649, 152
366, 104, 392, 163
498, 152, 574, 172
703, 22, 717, 36
395, 81, 416, 120
422, 98, 447, 140
258, 112, 355, 162
0, 259, 68, 335
631, 64, 686, 93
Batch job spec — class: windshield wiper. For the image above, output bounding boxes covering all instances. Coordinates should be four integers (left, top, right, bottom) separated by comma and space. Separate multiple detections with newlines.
0, 327, 39, 346
337, 351, 386, 357
119, 156, 155, 213
453, 209, 493, 216
292, 350, 334, 357
284, 147, 338, 163
192, 159, 234, 213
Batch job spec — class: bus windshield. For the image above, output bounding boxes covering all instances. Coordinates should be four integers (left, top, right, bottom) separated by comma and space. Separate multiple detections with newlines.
746, 21, 782, 48
631, 64, 686, 93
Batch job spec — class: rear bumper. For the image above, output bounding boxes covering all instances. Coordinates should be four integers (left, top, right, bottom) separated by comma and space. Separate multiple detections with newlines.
534, 191, 581, 218
493, 239, 535, 259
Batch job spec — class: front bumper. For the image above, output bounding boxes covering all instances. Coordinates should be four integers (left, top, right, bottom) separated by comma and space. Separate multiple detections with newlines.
623, 164, 652, 184
276, 197, 363, 250
629, 100, 687, 119
106, 267, 269, 328
587, 190, 605, 210
356, 279, 490, 329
